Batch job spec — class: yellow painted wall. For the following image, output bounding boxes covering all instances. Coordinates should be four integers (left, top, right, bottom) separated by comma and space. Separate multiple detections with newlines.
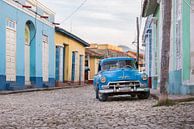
55, 32, 86, 82
89, 57, 100, 80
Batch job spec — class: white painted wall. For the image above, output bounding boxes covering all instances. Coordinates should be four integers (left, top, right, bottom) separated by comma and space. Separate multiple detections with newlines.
190, 1, 194, 82
151, 18, 157, 77
169, 0, 175, 72
25, 45, 30, 84
176, 0, 183, 71
25, 24, 31, 85
145, 35, 148, 76
157, 0, 163, 83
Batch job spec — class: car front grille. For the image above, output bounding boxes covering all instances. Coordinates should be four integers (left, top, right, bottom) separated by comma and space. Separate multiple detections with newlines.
108, 81, 140, 88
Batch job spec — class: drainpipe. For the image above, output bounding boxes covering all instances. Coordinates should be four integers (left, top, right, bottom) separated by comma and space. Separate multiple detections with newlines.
136, 17, 140, 70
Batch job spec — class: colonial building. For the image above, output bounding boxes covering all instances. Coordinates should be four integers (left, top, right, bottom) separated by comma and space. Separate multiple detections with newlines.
55, 27, 89, 84
85, 48, 103, 83
90, 44, 123, 52
0, 0, 55, 90
142, 0, 194, 95
142, 16, 153, 88
89, 43, 129, 58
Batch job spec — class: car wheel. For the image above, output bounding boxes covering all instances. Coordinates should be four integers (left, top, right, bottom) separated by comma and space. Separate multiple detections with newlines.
137, 92, 150, 99
131, 94, 136, 98
95, 89, 99, 99
97, 89, 108, 102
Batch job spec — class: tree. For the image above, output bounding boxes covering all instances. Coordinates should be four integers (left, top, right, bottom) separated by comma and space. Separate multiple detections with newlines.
159, 0, 172, 104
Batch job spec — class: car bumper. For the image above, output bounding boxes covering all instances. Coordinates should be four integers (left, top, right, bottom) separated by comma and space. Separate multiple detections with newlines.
99, 87, 150, 94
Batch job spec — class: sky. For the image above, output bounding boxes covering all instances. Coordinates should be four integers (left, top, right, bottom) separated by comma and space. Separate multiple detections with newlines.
39, 0, 145, 49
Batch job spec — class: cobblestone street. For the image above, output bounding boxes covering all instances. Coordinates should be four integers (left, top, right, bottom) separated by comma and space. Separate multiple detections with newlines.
0, 86, 194, 129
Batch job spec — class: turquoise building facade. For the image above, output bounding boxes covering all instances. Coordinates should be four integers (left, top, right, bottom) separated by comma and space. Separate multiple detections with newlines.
0, 0, 55, 90
142, 0, 194, 95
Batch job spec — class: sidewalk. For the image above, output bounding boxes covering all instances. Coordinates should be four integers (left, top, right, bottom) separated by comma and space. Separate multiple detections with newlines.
0, 84, 91, 95
151, 89, 194, 102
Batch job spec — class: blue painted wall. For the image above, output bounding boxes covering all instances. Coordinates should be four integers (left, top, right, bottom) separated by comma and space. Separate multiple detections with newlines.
0, 0, 55, 90
169, 70, 194, 95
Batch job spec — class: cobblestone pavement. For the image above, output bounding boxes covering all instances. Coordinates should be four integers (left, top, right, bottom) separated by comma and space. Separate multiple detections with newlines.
0, 86, 194, 129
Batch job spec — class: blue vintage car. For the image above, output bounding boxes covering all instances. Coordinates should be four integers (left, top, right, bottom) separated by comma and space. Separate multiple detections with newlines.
93, 57, 150, 101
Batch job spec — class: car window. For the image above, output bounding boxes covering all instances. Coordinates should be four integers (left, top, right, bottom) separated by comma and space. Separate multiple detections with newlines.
101, 60, 137, 71
102, 60, 119, 71
118, 60, 137, 69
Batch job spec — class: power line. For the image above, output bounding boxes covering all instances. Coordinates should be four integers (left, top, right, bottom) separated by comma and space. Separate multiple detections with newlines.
60, 0, 87, 24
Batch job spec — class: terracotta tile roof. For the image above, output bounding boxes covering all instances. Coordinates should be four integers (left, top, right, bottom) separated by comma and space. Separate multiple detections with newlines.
85, 48, 103, 58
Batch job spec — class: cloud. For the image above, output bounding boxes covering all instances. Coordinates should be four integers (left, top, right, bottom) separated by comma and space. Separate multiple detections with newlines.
39, 0, 143, 48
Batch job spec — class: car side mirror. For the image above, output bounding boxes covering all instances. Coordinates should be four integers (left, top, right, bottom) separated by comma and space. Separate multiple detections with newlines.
136, 62, 138, 69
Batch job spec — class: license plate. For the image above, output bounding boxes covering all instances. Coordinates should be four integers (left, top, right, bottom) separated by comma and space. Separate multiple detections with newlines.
119, 87, 131, 91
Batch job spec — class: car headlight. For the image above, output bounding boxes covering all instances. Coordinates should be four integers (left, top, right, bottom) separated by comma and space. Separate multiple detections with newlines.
141, 73, 148, 81
100, 77, 107, 83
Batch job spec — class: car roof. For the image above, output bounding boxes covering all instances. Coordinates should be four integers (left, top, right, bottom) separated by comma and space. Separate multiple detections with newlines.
100, 57, 136, 64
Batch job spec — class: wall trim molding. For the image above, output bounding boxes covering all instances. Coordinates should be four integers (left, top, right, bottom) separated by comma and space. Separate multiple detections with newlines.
3, 0, 55, 28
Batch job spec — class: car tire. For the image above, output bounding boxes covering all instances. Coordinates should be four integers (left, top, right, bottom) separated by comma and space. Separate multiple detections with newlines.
95, 89, 99, 99
97, 89, 108, 102
131, 94, 136, 98
137, 92, 150, 99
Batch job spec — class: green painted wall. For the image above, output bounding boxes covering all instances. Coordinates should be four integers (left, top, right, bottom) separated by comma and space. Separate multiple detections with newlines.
154, 5, 160, 18
182, 0, 190, 81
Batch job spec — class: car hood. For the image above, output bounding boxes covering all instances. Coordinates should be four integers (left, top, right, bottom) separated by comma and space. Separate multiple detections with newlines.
101, 68, 141, 82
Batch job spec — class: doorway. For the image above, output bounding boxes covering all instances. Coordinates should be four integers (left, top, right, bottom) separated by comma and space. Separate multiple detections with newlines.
42, 34, 49, 82
24, 21, 35, 85
79, 55, 84, 82
56, 46, 65, 82
6, 19, 16, 82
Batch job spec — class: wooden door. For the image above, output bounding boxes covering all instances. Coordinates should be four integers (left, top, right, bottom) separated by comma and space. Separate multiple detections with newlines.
6, 20, 16, 81
42, 35, 49, 82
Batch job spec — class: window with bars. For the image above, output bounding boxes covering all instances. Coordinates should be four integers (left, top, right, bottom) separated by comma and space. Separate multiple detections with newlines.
6, 19, 16, 30
43, 34, 48, 43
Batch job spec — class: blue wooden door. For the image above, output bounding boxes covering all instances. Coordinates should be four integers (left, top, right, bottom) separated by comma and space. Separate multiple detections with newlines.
55, 47, 60, 81
63, 47, 66, 81
79, 55, 83, 82
56, 46, 65, 82
71, 52, 76, 81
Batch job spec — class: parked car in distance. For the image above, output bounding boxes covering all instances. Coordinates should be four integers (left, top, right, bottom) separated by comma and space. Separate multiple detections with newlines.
93, 57, 150, 101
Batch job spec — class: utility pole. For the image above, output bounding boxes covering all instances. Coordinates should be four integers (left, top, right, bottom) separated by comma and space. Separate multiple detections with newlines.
136, 17, 140, 70
159, 0, 172, 104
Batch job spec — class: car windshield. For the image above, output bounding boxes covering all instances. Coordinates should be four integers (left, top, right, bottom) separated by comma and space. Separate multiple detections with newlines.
101, 60, 137, 71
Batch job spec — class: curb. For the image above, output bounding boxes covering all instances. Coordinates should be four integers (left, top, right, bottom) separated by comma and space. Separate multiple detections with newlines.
170, 96, 194, 103
150, 92, 159, 100
150, 91, 194, 103
0, 85, 90, 95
